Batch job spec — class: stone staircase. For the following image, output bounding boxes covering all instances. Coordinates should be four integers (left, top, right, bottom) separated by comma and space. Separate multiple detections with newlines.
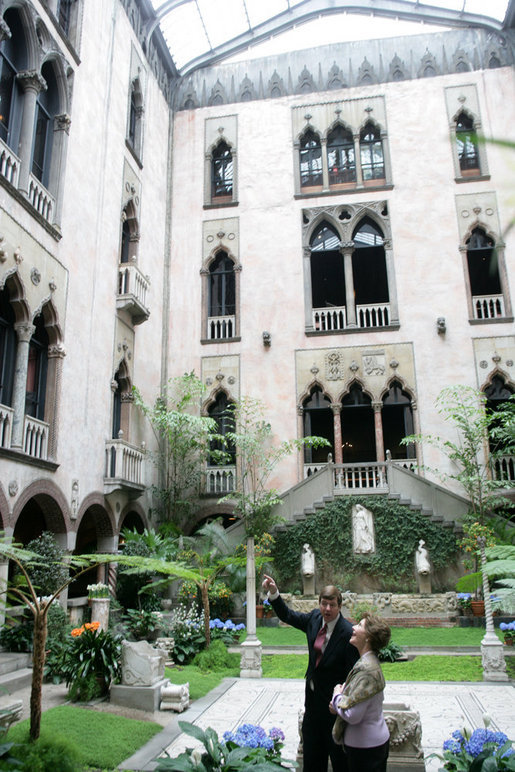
0, 651, 32, 694
274, 459, 469, 533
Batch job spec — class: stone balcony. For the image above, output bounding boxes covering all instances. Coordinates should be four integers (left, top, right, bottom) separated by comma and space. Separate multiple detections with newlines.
117, 262, 150, 325
104, 437, 145, 495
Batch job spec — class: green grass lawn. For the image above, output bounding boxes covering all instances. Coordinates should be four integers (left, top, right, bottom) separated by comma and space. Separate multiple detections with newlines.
252, 625, 504, 646
7, 705, 162, 770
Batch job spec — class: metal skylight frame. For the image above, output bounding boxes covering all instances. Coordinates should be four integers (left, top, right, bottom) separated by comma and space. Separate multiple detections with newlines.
148, 0, 510, 76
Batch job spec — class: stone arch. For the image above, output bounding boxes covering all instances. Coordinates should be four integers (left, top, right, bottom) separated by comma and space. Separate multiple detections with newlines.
204, 244, 239, 273
351, 206, 389, 240
32, 296, 63, 346
338, 377, 375, 405
185, 503, 238, 534
76, 492, 116, 535
12, 479, 69, 545
480, 368, 515, 395
380, 374, 416, 403
202, 385, 233, 416
356, 115, 383, 137
296, 122, 322, 145
0, 270, 30, 324
4, 2, 39, 70
461, 220, 498, 248
119, 500, 148, 534
40, 52, 70, 114
304, 212, 344, 249
324, 118, 354, 141
298, 379, 333, 408
451, 104, 478, 126
0, 483, 10, 529
71, 501, 115, 598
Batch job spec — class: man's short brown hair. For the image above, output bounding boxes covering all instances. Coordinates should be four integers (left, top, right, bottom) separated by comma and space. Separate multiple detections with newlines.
319, 585, 342, 606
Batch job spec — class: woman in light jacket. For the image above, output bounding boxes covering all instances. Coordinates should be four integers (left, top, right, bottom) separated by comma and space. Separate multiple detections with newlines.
329, 613, 391, 772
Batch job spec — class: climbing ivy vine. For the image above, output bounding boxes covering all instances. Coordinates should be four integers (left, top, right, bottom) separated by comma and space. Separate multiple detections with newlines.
272, 496, 459, 593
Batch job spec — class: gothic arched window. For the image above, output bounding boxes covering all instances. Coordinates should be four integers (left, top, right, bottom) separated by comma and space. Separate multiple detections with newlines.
359, 122, 384, 181
327, 125, 355, 185
300, 129, 322, 188
211, 141, 233, 198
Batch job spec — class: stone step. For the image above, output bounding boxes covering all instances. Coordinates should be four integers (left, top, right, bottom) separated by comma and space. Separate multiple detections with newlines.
0, 667, 33, 694
0, 652, 31, 677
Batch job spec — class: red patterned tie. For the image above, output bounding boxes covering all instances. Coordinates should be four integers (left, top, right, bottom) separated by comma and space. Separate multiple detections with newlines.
314, 623, 327, 667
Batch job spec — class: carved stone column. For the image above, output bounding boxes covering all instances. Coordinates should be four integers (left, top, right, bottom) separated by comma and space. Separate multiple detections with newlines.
0, 560, 8, 627
478, 537, 508, 681
16, 71, 46, 195
240, 535, 262, 678
372, 401, 385, 463
303, 246, 314, 330
341, 243, 356, 327
297, 404, 305, 480
320, 137, 329, 191
48, 113, 72, 226
46, 343, 66, 460
11, 322, 35, 449
353, 133, 363, 187
383, 239, 399, 325
331, 403, 343, 464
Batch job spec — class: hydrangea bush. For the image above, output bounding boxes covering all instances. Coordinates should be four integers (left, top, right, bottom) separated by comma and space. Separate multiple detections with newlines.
435, 724, 515, 771
155, 721, 294, 770
500, 621, 515, 644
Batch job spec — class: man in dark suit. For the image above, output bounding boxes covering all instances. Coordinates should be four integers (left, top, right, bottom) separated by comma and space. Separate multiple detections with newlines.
262, 574, 358, 772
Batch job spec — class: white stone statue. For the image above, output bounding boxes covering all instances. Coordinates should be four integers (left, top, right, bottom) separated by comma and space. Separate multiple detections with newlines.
415, 540, 431, 576
301, 544, 315, 578
352, 504, 375, 554
301, 543, 316, 595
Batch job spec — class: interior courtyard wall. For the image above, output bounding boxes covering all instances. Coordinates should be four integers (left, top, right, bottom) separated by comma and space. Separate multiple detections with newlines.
169, 59, 515, 497
0, 0, 172, 537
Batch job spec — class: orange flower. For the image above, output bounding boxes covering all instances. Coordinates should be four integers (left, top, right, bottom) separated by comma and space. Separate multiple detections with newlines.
71, 627, 83, 637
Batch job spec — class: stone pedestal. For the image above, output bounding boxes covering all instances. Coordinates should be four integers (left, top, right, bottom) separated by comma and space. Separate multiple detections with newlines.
384, 702, 425, 771
417, 575, 431, 594
90, 597, 110, 631
302, 576, 315, 596
481, 631, 508, 681
110, 678, 169, 711
239, 638, 262, 678
296, 702, 424, 771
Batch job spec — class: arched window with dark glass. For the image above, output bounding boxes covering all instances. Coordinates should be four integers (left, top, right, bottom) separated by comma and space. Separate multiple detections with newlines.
208, 391, 235, 464
303, 387, 333, 465
0, 288, 16, 409
382, 381, 415, 460
120, 218, 130, 264
340, 385, 375, 463
26, 315, 48, 421
32, 62, 59, 187
209, 251, 235, 318
352, 217, 389, 327
327, 125, 355, 185
112, 372, 122, 440
211, 141, 233, 198
359, 122, 384, 181
0, 9, 26, 152
456, 113, 479, 173
299, 129, 322, 188
310, 222, 345, 328
485, 376, 515, 481
466, 228, 503, 319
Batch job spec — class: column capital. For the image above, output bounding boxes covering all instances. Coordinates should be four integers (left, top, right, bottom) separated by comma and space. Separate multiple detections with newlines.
372, 401, 383, 412
339, 241, 354, 255
55, 113, 72, 133
14, 321, 35, 343
17, 70, 47, 94
48, 343, 66, 359
297, 404, 304, 416
330, 403, 341, 415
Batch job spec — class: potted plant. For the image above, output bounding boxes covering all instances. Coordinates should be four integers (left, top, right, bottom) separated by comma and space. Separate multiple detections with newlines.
456, 593, 473, 615
500, 622, 515, 646
87, 582, 109, 599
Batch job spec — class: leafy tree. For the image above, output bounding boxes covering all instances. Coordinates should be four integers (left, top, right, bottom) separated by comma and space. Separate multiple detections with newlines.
133, 372, 226, 527
0, 538, 107, 741
402, 385, 512, 524
24, 532, 69, 597
219, 397, 330, 644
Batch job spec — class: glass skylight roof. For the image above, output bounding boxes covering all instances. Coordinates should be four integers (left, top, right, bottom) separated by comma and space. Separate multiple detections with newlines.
150, 0, 511, 75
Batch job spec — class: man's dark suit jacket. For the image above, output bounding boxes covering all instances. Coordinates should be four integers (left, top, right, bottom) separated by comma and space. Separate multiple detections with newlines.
270, 594, 359, 708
